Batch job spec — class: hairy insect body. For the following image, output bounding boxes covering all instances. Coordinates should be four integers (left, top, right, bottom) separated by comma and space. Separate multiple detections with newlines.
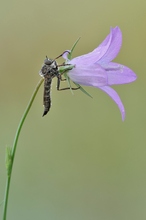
42, 77, 52, 116
39, 58, 59, 116
39, 53, 79, 117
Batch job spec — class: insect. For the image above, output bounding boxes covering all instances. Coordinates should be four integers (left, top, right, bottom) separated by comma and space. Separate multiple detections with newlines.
39, 57, 59, 116
39, 53, 79, 116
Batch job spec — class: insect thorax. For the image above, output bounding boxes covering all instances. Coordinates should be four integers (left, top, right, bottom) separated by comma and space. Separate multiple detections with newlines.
39, 58, 59, 78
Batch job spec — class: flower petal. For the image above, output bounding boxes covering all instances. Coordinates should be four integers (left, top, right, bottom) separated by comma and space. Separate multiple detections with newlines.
98, 86, 125, 120
65, 27, 122, 66
101, 62, 137, 85
67, 64, 107, 87
97, 27, 122, 64
62, 50, 71, 60
102, 62, 137, 85
69, 29, 112, 65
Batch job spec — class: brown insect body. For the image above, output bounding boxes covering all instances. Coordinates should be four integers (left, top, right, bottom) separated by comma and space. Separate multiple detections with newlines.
39, 58, 59, 116
39, 52, 79, 117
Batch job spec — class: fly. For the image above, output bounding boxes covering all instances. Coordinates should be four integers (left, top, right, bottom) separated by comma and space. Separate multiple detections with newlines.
39, 52, 80, 117
39, 56, 60, 116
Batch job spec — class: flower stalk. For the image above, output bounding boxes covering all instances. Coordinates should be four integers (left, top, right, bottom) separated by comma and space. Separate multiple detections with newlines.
3, 78, 44, 220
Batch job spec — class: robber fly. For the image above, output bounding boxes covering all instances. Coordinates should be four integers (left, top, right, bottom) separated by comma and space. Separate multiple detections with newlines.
39, 52, 79, 117
39, 57, 59, 116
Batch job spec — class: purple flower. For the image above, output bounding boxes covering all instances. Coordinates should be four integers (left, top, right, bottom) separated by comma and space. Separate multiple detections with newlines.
63, 27, 137, 120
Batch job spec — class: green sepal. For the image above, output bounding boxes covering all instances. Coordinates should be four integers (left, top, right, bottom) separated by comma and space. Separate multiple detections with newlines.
63, 72, 74, 94
68, 37, 81, 60
73, 82, 93, 98
59, 37, 92, 98
63, 72, 92, 98
59, 64, 74, 74
5, 147, 12, 177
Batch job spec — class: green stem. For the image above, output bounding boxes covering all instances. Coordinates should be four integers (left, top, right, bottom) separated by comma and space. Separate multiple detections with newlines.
3, 78, 44, 220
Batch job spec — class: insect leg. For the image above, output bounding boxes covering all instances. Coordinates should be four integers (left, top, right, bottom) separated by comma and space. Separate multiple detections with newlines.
58, 87, 80, 91
57, 75, 80, 91
54, 51, 70, 60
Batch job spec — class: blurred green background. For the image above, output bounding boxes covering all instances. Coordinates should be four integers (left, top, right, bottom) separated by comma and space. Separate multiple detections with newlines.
0, 0, 145, 219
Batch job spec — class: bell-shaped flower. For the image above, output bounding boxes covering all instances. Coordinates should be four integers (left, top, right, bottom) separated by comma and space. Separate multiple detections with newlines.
62, 27, 137, 120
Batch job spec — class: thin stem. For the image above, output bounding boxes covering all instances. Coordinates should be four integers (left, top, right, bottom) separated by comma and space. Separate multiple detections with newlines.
3, 78, 44, 220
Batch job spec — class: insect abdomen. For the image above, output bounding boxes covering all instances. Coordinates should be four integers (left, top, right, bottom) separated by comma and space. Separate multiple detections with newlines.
43, 77, 52, 116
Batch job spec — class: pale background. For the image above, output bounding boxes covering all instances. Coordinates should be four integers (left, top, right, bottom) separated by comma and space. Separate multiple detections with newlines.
0, 0, 145, 219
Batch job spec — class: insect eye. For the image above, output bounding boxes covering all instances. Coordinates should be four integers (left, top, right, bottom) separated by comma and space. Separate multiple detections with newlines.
44, 58, 52, 65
